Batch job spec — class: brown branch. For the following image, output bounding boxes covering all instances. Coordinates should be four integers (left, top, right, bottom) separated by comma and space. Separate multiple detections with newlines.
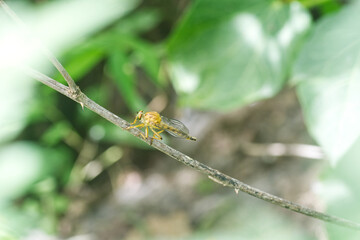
24, 68, 360, 231
3, 0, 360, 232
240, 141, 324, 160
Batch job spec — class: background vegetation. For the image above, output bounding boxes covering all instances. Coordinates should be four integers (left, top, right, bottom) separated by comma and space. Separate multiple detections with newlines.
1, 0, 360, 239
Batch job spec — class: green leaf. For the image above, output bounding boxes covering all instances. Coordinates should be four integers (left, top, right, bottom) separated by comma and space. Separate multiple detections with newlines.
107, 50, 146, 112
30, 0, 140, 52
1, 0, 140, 83
317, 138, 360, 239
41, 121, 71, 146
114, 8, 161, 35
167, 0, 310, 110
53, 40, 105, 83
0, 142, 71, 204
293, 1, 360, 164
299, 0, 342, 13
0, 71, 35, 143
122, 35, 163, 87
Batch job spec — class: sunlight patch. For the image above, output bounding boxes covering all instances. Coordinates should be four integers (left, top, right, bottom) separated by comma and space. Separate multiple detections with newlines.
171, 64, 200, 94
233, 14, 265, 54
277, 2, 311, 48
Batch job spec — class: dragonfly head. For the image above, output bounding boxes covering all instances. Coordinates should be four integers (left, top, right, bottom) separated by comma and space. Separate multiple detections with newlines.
136, 110, 144, 121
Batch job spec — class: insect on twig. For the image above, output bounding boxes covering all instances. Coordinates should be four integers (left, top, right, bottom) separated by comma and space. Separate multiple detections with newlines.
126, 110, 196, 143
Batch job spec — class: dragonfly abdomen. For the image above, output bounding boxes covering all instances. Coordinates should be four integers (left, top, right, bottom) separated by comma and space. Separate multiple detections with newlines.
158, 122, 196, 141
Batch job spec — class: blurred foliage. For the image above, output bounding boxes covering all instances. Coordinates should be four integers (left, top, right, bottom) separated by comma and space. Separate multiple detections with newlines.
167, 0, 311, 110
1, 0, 360, 239
0, 71, 35, 143
292, 2, 360, 238
293, 0, 360, 165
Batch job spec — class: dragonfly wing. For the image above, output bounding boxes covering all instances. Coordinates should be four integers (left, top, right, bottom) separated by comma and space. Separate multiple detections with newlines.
165, 129, 184, 138
160, 116, 189, 138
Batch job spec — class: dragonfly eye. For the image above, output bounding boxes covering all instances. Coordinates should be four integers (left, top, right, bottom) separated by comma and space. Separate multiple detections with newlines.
137, 110, 144, 119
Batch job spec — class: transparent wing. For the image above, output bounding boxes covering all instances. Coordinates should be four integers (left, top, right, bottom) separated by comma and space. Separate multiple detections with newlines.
160, 116, 189, 138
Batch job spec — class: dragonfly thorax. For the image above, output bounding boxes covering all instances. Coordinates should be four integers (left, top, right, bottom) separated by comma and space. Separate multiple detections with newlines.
143, 111, 162, 126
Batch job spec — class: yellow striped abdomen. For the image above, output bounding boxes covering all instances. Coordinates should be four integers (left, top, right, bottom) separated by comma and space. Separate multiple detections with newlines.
158, 122, 196, 141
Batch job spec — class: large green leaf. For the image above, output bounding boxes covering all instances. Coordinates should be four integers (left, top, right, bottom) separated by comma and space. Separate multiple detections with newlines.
53, 39, 105, 83
293, 1, 360, 164
107, 50, 146, 112
316, 138, 360, 239
0, 73, 34, 143
53, 8, 161, 84
167, 0, 310, 110
111, 34, 164, 87
0, 0, 140, 74
27, 0, 140, 53
0, 15, 35, 143
0, 142, 71, 204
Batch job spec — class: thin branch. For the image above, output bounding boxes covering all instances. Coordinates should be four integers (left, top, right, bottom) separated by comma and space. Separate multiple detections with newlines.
24, 68, 360, 231
0, 0, 79, 93
240, 142, 324, 160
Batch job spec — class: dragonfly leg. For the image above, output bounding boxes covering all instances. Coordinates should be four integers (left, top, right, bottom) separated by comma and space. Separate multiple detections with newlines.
126, 123, 146, 139
126, 123, 144, 129
145, 126, 149, 139
149, 127, 165, 145
145, 126, 158, 144
129, 113, 142, 125
150, 127, 163, 140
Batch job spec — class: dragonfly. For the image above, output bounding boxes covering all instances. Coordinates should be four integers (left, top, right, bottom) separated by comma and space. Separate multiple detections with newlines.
126, 110, 196, 142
